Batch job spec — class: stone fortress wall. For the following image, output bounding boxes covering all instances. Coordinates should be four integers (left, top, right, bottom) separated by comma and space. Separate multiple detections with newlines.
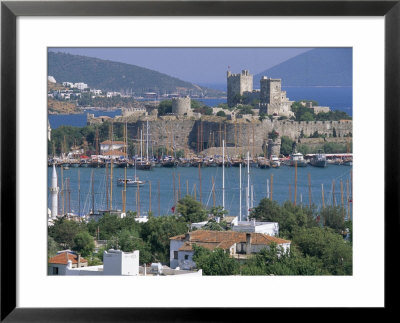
122, 117, 352, 154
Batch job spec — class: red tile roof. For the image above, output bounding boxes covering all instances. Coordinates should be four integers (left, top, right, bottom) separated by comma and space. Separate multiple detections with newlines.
100, 140, 126, 145
171, 230, 290, 252
48, 251, 88, 265
103, 150, 127, 156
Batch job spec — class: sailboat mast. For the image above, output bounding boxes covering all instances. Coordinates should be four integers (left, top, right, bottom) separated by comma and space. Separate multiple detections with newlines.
146, 120, 149, 161
149, 181, 152, 214
294, 161, 298, 206
270, 174, 273, 201
91, 169, 94, 214
140, 129, 143, 161
61, 166, 64, 215
250, 184, 253, 210
78, 169, 80, 216
239, 163, 242, 221
123, 167, 127, 213
198, 164, 202, 203
106, 162, 109, 209
110, 158, 113, 210
222, 139, 225, 210
247, 151, 250, 220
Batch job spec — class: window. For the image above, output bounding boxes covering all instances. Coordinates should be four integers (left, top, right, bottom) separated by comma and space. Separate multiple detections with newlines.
184, 255, 189, 260
174, 251, 178, 260
52, 267, 59, 275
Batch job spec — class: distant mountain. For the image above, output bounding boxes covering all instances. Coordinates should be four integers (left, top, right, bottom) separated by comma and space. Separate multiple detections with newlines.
48, 52, 224, 97
254, 48, 352, 87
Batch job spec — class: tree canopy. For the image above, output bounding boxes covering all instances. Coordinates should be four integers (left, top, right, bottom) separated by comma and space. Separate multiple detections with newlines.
176, 195, 208, 223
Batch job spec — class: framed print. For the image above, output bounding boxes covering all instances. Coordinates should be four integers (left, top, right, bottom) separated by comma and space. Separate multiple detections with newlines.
1, 1, 399, 321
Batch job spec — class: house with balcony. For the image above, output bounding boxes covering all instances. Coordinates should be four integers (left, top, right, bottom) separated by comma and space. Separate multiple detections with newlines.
169, 230, 291, 270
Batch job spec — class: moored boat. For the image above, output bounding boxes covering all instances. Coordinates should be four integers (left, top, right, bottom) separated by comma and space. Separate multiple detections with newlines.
117, 177, 145, 186
161, 156, 178, 168
286, 152, 307, 167
257, 158, 270, 169
310, 152, 328, 167
342, 158, 353, 166
270, 155, 281, 168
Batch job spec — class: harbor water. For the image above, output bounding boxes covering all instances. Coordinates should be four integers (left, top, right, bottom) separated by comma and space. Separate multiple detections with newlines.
48, 164, 352, 219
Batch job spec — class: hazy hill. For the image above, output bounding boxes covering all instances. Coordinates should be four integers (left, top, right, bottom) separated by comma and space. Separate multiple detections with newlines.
48, 52, 224, 97
254, 48, 352, 87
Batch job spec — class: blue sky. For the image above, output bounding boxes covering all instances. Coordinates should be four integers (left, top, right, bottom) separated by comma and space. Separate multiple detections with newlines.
49, 47, 312, 85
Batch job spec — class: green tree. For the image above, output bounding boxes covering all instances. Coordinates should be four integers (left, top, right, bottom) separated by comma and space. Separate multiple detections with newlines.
48, 217, 85, 249
118, 229, 152, 264
95, 213, 122, 240
72, 231, 95, 257
140, 215, 188, 263
250, 199, 317, 239
48, 236, 60, 258
292, 227, 352, 275
201, 219, 225, 231
209, 206, 228, 219
241, 244, 327, 276
300, 111, 315, 121
192, 245, 239, 275
320, 206, 346, 234
158, 100, 173, 116
268, 130, 279, 141
236, 105, 254, 115
323, 142, 347, 154
176, 195, 208, 223
216, 110, 226, 117
280, 136, 294, 156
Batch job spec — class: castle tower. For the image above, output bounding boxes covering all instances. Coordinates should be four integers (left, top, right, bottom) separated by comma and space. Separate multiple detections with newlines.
172, 96, 192, 116
227, 70, 253, 108
260, 76, 282, 106
260, 76, 294, 117
50, 163, 59, 219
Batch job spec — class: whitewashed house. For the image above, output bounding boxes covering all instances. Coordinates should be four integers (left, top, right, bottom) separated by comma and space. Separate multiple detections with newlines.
169, 230, 291, 270
232, 219, 279, 236
48, 250, 88, 275
100, 140, 126, 154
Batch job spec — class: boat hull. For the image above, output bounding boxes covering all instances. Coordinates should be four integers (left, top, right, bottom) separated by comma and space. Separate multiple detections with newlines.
136, 163, 153, 170
310, 160, 327, 167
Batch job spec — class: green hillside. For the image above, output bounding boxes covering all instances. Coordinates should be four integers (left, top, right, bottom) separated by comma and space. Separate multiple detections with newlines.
48, 51, 224, 97
254, 48, 352, 87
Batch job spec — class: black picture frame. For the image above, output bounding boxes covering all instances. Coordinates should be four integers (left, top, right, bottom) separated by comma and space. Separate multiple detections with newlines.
1, 1, 398, 321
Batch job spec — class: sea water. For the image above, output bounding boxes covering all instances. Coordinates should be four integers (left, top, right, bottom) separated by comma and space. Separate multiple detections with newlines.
47, 164, 352, 219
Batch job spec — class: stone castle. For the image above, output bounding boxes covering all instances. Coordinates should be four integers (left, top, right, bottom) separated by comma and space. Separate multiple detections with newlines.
86, 69, 351, 156
227, 70, 294, 118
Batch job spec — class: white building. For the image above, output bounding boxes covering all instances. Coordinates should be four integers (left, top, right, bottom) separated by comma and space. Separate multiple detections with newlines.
48, 250, 88, 275
106, 91, 121, 98
90, 89, 102, 95
74, 82, 88, 90
232, 220, 279, 236
48, 75, 56, 83
169, 230, 291, 269
100, 140, 126, 154
102, 249, 139, 276
62, 82, 74, 88
49, 249, 202, 276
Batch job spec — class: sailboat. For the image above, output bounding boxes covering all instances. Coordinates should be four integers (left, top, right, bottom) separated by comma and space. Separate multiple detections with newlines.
117, 162, 145, 186
136, 124, 153, 170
